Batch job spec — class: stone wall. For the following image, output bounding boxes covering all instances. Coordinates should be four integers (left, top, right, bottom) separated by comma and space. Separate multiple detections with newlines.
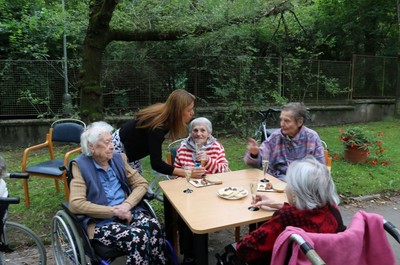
0, 99, 395, 149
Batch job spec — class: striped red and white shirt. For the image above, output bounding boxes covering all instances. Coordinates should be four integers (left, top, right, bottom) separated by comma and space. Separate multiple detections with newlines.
174, 140, 229, 174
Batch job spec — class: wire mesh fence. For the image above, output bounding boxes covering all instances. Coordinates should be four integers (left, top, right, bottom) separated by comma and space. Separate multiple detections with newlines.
0, 55, 397, 118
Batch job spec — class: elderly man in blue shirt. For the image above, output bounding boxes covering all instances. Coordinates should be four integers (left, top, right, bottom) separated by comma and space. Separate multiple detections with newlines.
244, 102, 325, 181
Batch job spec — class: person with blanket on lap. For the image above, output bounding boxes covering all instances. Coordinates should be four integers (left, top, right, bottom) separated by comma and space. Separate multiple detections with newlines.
236, 156, 346, 265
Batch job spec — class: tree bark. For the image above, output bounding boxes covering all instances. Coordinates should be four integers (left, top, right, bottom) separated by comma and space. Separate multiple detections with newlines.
79, 0, 118, 123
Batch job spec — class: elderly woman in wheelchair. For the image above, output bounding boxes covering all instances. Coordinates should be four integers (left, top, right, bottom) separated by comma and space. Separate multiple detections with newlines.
68, 121, 166, 264
235, 156, 345, 265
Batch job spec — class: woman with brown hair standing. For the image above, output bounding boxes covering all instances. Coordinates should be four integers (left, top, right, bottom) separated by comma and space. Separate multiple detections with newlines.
112, 89, 204, 178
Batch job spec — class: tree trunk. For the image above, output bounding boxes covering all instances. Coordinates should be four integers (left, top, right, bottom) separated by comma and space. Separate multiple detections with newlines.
397, 0, 400, 115
78, 0, 118, 123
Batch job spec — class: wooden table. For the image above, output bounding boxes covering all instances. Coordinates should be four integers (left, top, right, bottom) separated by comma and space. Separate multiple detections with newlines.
160, 168, 288, 264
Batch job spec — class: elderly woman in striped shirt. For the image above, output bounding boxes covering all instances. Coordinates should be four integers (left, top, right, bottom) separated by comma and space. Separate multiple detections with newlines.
173, 117, 229, 264
174, 117, 229, 175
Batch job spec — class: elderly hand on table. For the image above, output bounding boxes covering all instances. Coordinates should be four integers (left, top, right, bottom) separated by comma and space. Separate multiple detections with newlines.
252, 194, 283, 209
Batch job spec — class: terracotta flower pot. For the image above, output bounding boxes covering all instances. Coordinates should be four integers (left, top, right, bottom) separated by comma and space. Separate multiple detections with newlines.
344, 146, 368, 163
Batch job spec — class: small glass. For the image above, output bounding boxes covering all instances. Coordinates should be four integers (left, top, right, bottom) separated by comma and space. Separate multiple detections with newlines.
195, 142, 204, 163
248, 182, 259, 211
183, 168, 193, 193
195, 142, 207, 176
261, 159, 269, 183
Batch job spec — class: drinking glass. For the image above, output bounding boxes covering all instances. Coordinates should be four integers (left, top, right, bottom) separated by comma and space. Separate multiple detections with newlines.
195, 142, 203, 165
183, 168, 193, 193
261, 159, 269, 183
195, 142, 207, 176
248, 181, 259, 211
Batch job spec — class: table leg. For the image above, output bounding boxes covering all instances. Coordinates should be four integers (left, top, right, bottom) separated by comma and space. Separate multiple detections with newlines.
163, 195, 179, 255
193, 233, 209, 265
164, 195, 173, 242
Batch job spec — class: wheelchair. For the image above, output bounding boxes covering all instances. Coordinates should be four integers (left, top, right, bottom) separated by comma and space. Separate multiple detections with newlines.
51, 164, 179, 265
215, 210, 400, 265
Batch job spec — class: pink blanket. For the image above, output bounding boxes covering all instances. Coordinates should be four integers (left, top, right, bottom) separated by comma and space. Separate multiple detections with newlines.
271, 210, 396, 265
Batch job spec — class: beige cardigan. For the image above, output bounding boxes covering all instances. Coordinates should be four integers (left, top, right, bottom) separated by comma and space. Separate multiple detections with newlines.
68, 153, 149, 238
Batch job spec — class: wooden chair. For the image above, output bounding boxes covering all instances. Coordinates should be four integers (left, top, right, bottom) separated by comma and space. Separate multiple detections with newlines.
21, 119, 86, 208
166, 138, 185, 166
321, 140, 332, 171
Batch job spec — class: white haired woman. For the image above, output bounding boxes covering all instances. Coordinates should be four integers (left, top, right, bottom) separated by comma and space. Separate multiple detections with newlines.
236, 155, 345, 265
174, 117, 229, 176
174, 117, 229, 264
69, 121, 166, 265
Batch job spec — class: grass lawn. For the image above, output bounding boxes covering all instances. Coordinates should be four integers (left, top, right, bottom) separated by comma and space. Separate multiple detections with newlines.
1, 117, 400, 245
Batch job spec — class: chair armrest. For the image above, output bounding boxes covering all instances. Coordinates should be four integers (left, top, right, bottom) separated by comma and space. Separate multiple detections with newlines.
63, 147, 82, 166
21, 134, 51, 171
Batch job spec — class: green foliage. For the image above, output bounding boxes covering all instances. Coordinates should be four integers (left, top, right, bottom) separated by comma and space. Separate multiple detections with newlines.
207, 55, 286, 137
339, 127, 375, 150
0, 0, 88, 59
311, 0, 398, 59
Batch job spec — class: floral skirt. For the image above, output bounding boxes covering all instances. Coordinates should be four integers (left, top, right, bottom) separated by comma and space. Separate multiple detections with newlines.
94, 211, 166, 265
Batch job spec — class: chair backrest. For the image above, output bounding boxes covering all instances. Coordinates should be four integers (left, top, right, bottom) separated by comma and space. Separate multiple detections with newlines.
51, 119, 86, 143
166, 138, 185, 165
321, 140, 332, 171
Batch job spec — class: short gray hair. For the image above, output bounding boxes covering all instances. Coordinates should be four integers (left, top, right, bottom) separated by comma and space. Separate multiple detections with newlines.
0, 156, 6, 178
286, 155, 339, 210
281, 102, 307, 123
80, 121, 114, 156
189, 117, 212, 134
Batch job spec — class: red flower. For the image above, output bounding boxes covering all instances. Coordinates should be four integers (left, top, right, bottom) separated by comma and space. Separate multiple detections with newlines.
333, 153, 339, 161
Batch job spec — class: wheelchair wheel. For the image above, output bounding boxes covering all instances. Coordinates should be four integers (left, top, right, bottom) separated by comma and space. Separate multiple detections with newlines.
0, 221, 47, 265
51, 210, 87, 265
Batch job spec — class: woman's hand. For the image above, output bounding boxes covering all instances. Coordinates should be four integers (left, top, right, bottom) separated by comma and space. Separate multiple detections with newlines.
247, 137, 260, 157
253, 194, 283, 209
195, 151, 208, 164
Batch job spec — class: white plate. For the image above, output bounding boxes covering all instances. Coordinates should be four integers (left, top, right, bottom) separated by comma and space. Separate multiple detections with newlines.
217, 187, 248, 200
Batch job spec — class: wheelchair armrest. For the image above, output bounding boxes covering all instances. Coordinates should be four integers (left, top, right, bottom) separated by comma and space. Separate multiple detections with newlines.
144, 191, 156, 201
61, 202, 87, 222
